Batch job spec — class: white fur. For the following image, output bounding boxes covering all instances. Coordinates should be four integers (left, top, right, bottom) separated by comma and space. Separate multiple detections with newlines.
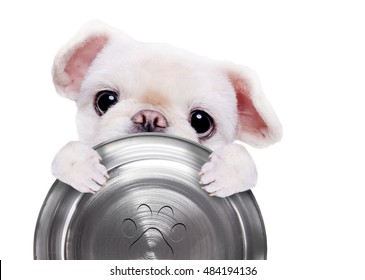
52, 141, 109, 193
51, 21, 282, 197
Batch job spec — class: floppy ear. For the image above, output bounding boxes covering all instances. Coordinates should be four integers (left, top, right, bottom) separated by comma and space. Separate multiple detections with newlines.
52, 21, 120, 101
224, 63, 282, 148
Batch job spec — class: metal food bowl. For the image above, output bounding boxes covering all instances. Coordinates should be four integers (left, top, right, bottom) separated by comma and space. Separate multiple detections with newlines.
34, 134, 267, 260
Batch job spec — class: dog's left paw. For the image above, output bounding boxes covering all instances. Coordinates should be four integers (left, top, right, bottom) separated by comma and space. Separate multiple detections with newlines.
199, 143, 258, 198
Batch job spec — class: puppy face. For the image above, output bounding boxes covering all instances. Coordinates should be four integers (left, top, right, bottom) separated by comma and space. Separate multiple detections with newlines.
76, 43, 238, 149
53, 21, 282, 149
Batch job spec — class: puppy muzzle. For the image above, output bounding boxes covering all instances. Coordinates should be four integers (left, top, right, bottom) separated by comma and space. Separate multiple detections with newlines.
130, 109, 168, 133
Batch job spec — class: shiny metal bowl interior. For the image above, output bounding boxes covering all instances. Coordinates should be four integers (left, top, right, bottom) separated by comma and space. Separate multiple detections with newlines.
34, 133, 267, 260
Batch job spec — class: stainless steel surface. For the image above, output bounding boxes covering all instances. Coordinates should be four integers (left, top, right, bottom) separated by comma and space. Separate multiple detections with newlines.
34, 133, 267, 260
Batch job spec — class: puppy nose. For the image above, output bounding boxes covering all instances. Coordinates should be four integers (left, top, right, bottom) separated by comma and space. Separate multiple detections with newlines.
131, 110, 168, 132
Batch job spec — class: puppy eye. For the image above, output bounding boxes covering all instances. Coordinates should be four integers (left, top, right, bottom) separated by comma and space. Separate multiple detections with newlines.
95, 90, 119, 115
190, 110, 215, 139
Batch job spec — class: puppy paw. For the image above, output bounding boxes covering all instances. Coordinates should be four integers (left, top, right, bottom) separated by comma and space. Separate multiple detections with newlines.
52, 141, 109, 193
199, 143, 257, 198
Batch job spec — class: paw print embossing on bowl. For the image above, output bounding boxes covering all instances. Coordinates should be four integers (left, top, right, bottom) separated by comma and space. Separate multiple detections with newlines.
121, 204, 186, 259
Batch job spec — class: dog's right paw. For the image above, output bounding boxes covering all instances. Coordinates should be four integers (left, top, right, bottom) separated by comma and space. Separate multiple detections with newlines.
52, 141, 109, 193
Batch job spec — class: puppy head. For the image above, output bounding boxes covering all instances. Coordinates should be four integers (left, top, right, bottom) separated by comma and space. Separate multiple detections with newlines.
52, 21, 282, 149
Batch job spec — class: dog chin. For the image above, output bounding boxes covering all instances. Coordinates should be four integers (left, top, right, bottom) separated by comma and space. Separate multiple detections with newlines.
87, 128, 168, 147
83, 117, 218, 149
128, 126, 167, 134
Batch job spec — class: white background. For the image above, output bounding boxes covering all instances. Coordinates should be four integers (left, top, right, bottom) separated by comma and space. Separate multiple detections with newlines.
1, 0, 364, 279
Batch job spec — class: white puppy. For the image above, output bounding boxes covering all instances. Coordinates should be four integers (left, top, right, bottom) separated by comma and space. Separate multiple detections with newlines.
51, 21, 282, 198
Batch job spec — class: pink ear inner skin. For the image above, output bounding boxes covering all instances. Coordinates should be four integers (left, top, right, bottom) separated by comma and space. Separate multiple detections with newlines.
64, 36, 109, 93
232, 77, 268, 139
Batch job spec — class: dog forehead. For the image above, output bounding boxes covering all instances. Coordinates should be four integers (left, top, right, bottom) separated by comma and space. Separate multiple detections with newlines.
82, 39, 235, 107
104, 39, 223, 82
